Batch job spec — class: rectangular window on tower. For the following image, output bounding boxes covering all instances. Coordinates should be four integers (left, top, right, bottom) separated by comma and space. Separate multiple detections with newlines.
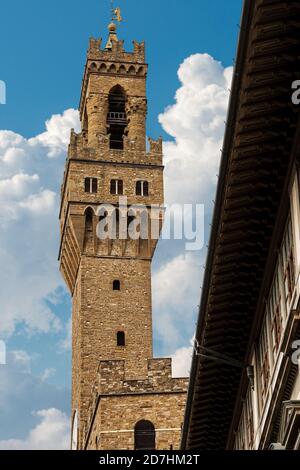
110, 179, 123, 195
85, 177, 98, 193
136, 181, 149, 197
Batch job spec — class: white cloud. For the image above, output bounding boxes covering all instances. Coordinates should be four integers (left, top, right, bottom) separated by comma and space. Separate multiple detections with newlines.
159, 53, 232, 206
59, 316, 72, 352
153, 53, 232, 356
19, 189, 56, 214
0, 351, 70, 441
10, 350, 32, 374
30, 109, 80, 158
0, 108, 80, 336
153, 252, 201, 351
0, 408, 70, 450
40, 368, 56, 382
171, 342, 193, 378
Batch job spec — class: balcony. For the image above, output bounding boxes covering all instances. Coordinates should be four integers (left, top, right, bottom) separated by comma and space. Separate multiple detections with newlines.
107, 112, 127, 125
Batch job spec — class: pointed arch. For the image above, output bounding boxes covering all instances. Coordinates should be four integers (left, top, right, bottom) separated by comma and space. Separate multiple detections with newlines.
85, 207, 94, 232
99, 63, 107, 73
90, 62, 98, 71
107, 85, 127, 150
108, 64, 117, 73
118, 64, 126, 74
128, 65, 136, 75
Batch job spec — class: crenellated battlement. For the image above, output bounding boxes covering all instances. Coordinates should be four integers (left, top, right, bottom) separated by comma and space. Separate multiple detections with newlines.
88, 37, 146, 64
83, 359, 188, 444
67, 129, 163, 166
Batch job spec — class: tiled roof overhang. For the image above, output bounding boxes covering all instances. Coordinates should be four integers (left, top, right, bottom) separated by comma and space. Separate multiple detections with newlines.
182, 0, 300, 450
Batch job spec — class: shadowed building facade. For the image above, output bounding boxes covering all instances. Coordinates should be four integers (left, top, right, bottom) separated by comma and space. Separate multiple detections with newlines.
182, 0, 300, 451
59, 16, 187, 450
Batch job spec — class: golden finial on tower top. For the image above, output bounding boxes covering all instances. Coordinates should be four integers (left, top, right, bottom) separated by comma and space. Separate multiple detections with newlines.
105, 1, 123, 49
113, 6, 122, 24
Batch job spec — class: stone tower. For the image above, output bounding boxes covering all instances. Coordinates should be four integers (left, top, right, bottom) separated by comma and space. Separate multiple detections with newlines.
59, 14, 187, 451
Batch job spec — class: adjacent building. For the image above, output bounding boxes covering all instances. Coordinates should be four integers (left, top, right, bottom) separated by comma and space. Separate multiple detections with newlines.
182, 0, 300, 450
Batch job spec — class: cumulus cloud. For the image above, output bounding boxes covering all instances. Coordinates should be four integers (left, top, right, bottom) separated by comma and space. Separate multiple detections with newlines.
0, 351, 70, 442
159, 53, 232, 206
153, 53, 232, 356
0, 108, 80, 336
0, 408, 70, 450
171, 342, 193, 378
153, 252, 201, 353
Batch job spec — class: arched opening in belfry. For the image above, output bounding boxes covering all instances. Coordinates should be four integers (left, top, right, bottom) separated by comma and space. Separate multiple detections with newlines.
134, 420, 156, 450
85, 207, 94, 233
107, 85, 127, 150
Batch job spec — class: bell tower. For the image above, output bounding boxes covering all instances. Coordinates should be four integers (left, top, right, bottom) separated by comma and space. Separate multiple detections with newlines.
60, 9, 187, 451
59, 14, 164, 447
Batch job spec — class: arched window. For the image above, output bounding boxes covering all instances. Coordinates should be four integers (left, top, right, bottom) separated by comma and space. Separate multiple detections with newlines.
85, 208, 94, 232
113, 280, 120, 291
117, 331, 125, 347
107, 85, 127, 150
134, 420, 155, 450
136, 181, 149, 197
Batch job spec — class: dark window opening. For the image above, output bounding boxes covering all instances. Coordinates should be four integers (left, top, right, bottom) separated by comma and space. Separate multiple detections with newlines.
85, 208, 94, 232
115, 208, 120, 224
136, 181, 149, 197
113, 280, 120, 291
85, 177, 97, 193
134, 420, 155, 450
107, 85, 127, 150
110, 179, 123, 195
117, 331, 125, 347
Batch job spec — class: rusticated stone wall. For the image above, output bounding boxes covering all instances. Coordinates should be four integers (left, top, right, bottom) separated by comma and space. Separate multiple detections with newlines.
84, 359, 188, 450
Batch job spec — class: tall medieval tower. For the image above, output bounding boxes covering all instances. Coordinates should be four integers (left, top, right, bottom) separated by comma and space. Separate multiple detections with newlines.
59, 10, 187, 451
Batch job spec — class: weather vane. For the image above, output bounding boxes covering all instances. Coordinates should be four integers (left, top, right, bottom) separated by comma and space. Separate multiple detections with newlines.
110, 0, 122, 24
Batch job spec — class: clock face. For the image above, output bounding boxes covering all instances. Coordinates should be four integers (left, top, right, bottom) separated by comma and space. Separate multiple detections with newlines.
71, 410, 78, 450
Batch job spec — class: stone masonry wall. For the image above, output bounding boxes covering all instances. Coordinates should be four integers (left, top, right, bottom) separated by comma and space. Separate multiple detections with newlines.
71, 256, 154, 448
85, 359, 188, 450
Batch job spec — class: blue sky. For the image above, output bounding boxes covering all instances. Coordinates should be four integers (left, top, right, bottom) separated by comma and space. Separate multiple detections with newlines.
0, 0, 242, 448
0, 0, 241, 137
